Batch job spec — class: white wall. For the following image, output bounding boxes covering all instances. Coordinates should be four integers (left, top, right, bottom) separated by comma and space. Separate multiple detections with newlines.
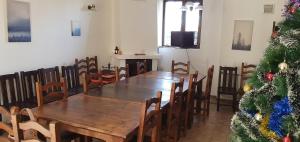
112, 0, 158, 55
159, 0, 285, 96
0, 0, 113, 74
219, 0, 284, 67
0, 0, 286, 96
159, 0, 225, 96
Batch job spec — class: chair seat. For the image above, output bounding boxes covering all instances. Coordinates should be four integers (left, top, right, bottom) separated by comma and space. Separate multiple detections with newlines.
91, 79, 102, 84
102, 74, 115, 78
102, 80, 114, 85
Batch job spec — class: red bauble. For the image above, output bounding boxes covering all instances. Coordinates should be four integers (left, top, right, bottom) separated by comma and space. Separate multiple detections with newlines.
266, 72, 274, 81
271, 31, 278, 38
283, 135, 292, 142
290, 7, 297, 14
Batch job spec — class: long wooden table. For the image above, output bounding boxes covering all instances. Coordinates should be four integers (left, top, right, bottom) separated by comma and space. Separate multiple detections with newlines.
32, 71, 206, 142
89, 71, 206, 107
33, 95, 141, 142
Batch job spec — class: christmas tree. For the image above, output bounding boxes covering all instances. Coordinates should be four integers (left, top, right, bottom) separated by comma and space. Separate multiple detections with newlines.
231, 0, 300, 141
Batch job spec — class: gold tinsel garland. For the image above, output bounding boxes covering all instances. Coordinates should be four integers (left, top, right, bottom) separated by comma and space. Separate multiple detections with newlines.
259, 115, 280, 141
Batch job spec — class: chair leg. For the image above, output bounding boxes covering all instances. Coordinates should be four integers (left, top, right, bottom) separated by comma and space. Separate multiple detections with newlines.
188, 102, 194, 129
174, 124, 179, 142
217, 93, 220, 111
184, 110, 189, 135
207, 97, 211, 116
167, 125, 177, 142
198, 98, 202, 114
204, 100, 208, 116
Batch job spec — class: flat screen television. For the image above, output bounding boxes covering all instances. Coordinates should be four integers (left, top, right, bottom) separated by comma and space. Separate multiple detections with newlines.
171, 31, 195, 48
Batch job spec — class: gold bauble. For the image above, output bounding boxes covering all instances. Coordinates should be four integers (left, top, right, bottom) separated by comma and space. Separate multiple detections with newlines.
278, 60, 288, 72
243, 83, 252, 93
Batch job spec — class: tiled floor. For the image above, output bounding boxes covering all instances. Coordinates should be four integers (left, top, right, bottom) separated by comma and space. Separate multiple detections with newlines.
94, 99, 234, 142
180, 101, 234, 142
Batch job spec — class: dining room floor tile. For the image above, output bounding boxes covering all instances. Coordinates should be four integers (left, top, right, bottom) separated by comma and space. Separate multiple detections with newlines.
93, 99, 235, 142
180, 100, 234, 142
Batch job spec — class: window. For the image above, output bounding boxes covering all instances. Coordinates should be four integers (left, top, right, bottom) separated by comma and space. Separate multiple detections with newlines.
162, 0, 203, 48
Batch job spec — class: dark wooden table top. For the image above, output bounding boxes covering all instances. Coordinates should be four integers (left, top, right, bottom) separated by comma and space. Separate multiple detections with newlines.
88, 71, 206, 107
32, 95, 141, 141
32, 71, 206, 142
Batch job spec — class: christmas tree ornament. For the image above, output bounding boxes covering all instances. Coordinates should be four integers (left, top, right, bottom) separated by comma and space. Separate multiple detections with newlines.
255, 113, 263, 121
290, 7, 297, 14
243, 83, 252, 93
230, 0, 300, 140
283, 134, 292, 142
259, 115, 280, 140
279, 60, 288, 72
271, 31, 278, 39
266, 72, 274, 81
269, 97, 292, 137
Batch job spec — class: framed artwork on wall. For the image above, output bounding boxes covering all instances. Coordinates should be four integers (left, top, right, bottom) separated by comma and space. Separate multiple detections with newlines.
232, 20, 254, 51
7, 0, 31, 42
71, 20, 81, 36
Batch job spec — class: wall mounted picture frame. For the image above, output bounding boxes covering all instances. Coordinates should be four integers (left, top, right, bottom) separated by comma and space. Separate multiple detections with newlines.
7, 0, 31, 42
232, 20, 254, 51
71, 20, 81, 36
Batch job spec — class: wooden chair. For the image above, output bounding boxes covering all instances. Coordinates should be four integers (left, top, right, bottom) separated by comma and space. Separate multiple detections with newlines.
180, 71, 198, 136
75, 57, 88, 76
101, 67, 117, 85
116, 64, 129, 81
87, 56, 99, 74
137, 60, 148, 75
0, 107, 14, 142
0, 73, 22, 109
39, 67, 60, 87
137, 91, 162, 142
167, 78, 184, 142
198, 65, 214, 116
61, 65, 82, 96
20, 70, 41, 108
82, 73, 102, 94
35, 78, 68, 107
11, 107, 61, 142
35, 80, 82, 141
239, 63, 256, 95
217, 66, 238, 112
82, 64, 115, 92
171, 60, 190, 75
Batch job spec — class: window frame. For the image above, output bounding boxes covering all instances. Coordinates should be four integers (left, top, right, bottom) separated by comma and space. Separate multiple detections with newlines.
162, 0, 203, 48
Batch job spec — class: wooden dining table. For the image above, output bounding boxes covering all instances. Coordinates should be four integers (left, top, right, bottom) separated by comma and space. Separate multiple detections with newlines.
32, 71, 206, 142
89, 71, 206, 107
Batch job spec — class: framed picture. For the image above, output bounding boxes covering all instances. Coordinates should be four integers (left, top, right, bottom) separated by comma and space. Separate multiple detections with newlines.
71, 21, 81, 36
232, 20, 254, 51
7, 0, 31, 42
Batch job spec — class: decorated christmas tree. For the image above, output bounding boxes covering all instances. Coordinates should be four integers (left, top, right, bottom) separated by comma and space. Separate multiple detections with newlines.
231, 0, 300, 141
